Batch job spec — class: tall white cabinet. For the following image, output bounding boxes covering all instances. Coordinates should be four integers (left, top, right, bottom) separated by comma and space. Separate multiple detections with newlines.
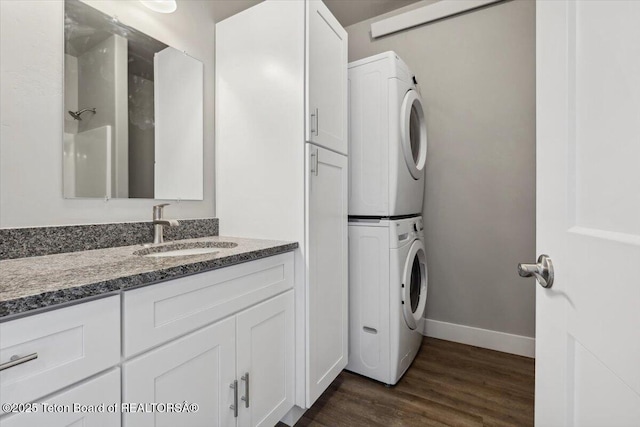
216, 0, 348, 410
306, 146, 348, 402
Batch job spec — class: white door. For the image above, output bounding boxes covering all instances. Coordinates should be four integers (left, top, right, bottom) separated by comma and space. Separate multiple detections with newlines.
401, 239, 428, 331
534, 1, 640, 425
400, 90, 427, 180
306, 0, 348, 155
236, 291, 295, 427
123, 317, 237, 427
306, 143, 348, 405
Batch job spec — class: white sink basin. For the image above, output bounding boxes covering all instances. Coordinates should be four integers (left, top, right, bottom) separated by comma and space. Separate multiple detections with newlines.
143, 247, 221, 258
133, 241, 238, 258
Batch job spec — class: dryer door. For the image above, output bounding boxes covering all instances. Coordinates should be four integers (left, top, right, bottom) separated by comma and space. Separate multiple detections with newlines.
402, 239, 428, 330
400, 90, 427, 179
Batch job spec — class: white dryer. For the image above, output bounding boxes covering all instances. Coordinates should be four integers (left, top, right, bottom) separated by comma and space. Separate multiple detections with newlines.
347, 216, 427, 385
348, 51, 427, 217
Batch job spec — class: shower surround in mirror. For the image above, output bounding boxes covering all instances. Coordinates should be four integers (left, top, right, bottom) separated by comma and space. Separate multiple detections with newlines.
64, 0, 204, 200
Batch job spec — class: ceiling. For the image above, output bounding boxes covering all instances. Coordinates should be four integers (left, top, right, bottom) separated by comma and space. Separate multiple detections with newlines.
323, 0, 422, 27
211, 0, 423, 27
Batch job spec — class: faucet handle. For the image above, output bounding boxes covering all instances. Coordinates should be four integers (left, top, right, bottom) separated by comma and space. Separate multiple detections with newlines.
153, 203, 170, 220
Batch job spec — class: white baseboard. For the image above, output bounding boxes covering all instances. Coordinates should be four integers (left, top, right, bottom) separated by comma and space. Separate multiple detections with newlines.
422, 319, 535, 358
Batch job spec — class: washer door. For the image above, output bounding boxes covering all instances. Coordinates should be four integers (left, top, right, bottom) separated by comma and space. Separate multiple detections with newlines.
402, 240, 428, 330
400, 90, 427, 180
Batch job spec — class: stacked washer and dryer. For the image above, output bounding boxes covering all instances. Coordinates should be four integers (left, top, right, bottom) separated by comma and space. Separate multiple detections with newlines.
347, 52, 428, 386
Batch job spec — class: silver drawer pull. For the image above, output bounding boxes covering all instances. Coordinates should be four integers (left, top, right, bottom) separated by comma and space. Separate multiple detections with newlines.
0, 353, 38, 371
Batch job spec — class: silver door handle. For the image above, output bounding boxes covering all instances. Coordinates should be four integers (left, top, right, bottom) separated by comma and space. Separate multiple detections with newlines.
230, 380, 238, 417
518, 254, 554, 288
310, 151, 319, 176
0, 353, 38, 371
310, 108, 319, 136
241, 372, 250, 408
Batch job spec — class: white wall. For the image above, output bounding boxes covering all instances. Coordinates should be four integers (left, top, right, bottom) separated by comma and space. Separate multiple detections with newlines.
346, 0, 536, 339
0, 0, 215, 227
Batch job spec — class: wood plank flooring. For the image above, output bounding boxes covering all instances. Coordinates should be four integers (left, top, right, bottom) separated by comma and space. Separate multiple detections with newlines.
291, 338, 534, 426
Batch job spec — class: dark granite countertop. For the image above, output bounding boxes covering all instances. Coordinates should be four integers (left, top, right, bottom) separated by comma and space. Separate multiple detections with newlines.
0, 236, 298, 320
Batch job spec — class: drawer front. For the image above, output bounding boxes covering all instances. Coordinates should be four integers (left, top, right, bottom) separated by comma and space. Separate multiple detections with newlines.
123, 252, 294, 356
0, 368, 121, 427
0, 296, 120, 405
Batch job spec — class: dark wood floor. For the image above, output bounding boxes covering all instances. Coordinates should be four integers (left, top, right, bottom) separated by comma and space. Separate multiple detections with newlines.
292, 338, 534, 427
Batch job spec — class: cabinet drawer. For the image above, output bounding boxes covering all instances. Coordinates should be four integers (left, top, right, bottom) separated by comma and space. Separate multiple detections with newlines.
0, 296, 120, 406
123, 252, 294, 356
0, 368, 121, 427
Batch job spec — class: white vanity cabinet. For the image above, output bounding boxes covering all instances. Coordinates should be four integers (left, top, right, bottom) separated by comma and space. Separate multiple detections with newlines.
217, 0, 349, 409
123, 291, 294, 427
122, 252, 295, 427
0, 251, 295, 427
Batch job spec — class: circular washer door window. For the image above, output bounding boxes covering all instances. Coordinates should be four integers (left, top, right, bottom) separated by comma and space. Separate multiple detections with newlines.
400, 90, 427, 180
402, 240, 428, 330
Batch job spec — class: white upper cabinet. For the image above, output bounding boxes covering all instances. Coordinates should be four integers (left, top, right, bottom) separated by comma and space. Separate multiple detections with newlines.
306, 145, 349, 404
306, 0, 348, 155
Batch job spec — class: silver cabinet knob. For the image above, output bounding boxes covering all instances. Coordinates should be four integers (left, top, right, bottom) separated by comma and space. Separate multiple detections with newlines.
518, 254, 554, 288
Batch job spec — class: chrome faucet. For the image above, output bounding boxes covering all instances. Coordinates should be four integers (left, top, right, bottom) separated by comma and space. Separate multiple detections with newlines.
152, 203, 180, 244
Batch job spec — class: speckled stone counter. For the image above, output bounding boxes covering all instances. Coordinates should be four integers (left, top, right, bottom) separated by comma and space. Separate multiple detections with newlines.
0, 236, 298, 320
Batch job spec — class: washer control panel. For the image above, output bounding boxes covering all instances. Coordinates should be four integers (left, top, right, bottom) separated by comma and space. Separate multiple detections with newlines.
390, 216, 424, 248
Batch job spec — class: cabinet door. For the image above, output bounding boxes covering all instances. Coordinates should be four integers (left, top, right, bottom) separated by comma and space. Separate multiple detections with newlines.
236, 291, 295, 427
123, 317, 236, 427
0, 369, 120, 427
306, 144, 348, 405
306, 0, 348, 155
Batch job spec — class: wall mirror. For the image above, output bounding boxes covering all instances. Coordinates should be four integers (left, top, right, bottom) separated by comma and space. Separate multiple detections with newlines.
63, 0, 204, 200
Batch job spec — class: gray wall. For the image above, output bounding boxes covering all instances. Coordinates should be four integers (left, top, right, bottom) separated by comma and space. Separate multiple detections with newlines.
0, 0, 215, 227
346, 0, 536, 337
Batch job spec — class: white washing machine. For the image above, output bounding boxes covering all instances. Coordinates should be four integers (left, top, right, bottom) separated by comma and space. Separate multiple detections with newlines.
348, 51, 427, 217
346, 216, 427, 385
